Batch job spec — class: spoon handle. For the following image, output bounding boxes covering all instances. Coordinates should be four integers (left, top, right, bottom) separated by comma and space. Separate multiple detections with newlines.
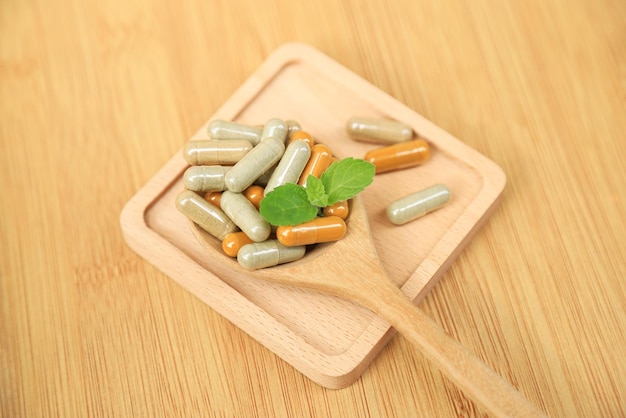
365, 281, 546, 417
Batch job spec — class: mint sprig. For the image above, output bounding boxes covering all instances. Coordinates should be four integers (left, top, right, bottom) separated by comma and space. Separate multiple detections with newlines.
258, 183, 318, 226
305, 175, 328, 207
321, 158, 375, 206
259, 157, 375, 226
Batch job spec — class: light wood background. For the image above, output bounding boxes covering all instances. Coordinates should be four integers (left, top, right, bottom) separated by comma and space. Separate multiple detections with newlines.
1, 1, 625, 417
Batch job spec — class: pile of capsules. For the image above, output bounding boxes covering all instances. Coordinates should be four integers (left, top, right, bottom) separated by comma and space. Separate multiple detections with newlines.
176, 117, 450, 270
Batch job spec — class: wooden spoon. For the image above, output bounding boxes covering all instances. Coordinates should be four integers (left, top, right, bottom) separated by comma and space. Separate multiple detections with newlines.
191, 195, 546, 417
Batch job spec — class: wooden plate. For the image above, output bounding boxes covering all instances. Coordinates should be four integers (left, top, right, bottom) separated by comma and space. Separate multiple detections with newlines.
120, 42, 506, 389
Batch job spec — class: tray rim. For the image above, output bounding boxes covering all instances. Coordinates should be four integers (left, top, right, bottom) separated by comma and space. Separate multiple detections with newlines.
120, 42, 506, 389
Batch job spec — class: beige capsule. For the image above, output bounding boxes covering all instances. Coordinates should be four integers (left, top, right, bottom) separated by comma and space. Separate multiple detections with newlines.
254, 163, 276, 187
346, 116, 413, 144
237, 239, 306, 270
183, 139, 253, 166
220, 190, 271, 242
285, 120, 301, 136
208, 119, 263, 145
264, 140, 311, 195
261, 118, 288, 142
225, 137, 285, 193
183, 165, 229, 192
386, 184, 451, 225
175, 190, 238, 240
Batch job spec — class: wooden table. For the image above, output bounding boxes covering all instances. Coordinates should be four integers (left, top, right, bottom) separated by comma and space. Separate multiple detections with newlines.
2, 1, 624, 416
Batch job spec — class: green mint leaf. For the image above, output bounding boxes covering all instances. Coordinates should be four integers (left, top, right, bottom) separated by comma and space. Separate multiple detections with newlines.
259, 183, 318, 226
305, 175, 328, 207
321, 158, 375, 206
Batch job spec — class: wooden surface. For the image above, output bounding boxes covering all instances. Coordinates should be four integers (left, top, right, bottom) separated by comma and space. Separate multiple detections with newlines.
1, 1, 625, 416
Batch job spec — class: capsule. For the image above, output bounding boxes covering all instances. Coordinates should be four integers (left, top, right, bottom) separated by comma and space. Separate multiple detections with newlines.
175, 190, 238, 240
237, 240, 306, 270
225, 137, 285, 192
220, 190, 271, 242
285, 120, 301, 136
386, 184, 451, 225
298, 143, 333, 186
323, 200, 349, 219
364, 139, 430, 174
222, 231, 255, 257
204, 191, 222, 208
208, 120, 263, 145
261, 118, 288, 142
243, 185, 265, 209
276, 216, 346, 247
254, 164, 275, 187
265, 141, 311, 195
183, 139, 253, 165
346, 116, 413, 144
183, 165, 229, 192
287, 130, 315, 148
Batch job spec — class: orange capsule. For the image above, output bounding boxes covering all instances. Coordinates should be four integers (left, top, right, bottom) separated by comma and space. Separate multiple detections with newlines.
204, 191, 222, 208
243, 185, 264, 209
276, 216, 346, 246
287, 130, 315, 148
298, 144, 332, 186
364, 139, 430, 174
323, 200, 349, 219
222, 231, 255, 257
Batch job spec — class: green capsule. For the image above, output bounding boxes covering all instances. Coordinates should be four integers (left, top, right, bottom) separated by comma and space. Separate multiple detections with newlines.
183, 139, 253, 165
175, 190, 238, 240
285, 120, 301, 137
386, 184, 451, 225
208, 120, 263, 145
237, 240, 306, 270
220, 191, 271, 242
183, 165, 229, 192
254, 164, 276, 187
261, 118, 288, 142
264, 140, 311, 195
346, 116, 413, 144
225, 137, 285, 193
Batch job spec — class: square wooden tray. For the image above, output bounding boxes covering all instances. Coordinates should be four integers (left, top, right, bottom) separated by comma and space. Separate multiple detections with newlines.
120, 42, 506, 389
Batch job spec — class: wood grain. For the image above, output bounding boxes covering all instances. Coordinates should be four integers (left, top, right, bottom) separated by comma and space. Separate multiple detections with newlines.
1, 0, 625, 417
